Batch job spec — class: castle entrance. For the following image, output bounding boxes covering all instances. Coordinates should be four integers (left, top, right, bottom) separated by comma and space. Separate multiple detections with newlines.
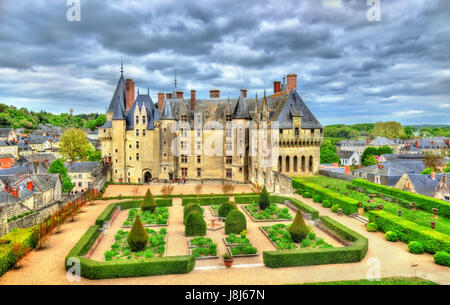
144, 171, 152, 183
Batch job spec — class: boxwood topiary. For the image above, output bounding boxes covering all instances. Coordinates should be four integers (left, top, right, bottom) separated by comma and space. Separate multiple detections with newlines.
218, 202, 237, 218
141, 189, 156, 213
127, 216, 149, 252
303, 192, 312, 198
322, 199, 331, 208
385, 231, 398, 242
408, 241, 424, 254
185, 211, 206, 236
225, 210, 247, 234
331, 204, 340, 213
258, 186, 270, 210
313, 195, 322, 203
184, 203, 203, 225
288, 210, 310, 243
433, 251, 450, 267
366, 222, 378, 232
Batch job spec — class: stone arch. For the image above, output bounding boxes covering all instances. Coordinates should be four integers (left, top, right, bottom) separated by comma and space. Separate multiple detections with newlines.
293, 156, 298, 172
285, 156, 290, 172
301, 156, 306, 172
143, 170, 152, 183
309, 156, 313, 172
278, 156, 282, 172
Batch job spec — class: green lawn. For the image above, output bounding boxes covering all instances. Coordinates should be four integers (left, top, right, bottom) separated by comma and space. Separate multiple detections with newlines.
296, 277, 438, 285
299, 176, 450, 236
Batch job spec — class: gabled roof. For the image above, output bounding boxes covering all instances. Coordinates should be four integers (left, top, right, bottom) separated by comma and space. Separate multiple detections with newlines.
66, 161, 99, 173
161, 99, 175, 120
406, 173, 443, 197
232, 95, 250, 119
338, 150, 357, 159
125, 93, 160, 130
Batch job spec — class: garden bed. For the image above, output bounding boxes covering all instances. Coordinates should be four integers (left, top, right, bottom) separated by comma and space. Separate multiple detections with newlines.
187, 237, 219, 260
104, 228, 167, 261
243, 203, 292, 222
122, 207, 169, 227
226, 244, 258, 257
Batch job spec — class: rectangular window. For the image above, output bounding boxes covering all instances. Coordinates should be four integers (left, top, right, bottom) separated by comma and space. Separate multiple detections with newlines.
197, 168, 201, 177
226, 115, 232, 122
181, 141, 187, 149
181, 115, 187, 122
181, 167, 188, 177
136, 141, 139, 149
197, 141, 201, 150
142, 116, 146, 124
226, 169, 232, 178
136, 153, 139, 161
226, 128, 231, 137
311, 129, 315, 135
143, 129, 146, 136
295, 127, 299, 135
197, 130, 201, 137
226, 156, 232, 164
197, 155, 201, 163
280, 129, 283, 134
136, 129, 139, 136
226, 142, 232, 150
136, 116, 139, 124
181, 155, 188, 163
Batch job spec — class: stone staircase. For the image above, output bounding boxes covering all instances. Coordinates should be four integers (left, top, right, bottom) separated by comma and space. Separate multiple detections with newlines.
351, 213, 369, 225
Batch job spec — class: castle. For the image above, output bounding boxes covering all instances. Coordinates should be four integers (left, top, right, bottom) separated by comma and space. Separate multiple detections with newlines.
99, 67, 323, 191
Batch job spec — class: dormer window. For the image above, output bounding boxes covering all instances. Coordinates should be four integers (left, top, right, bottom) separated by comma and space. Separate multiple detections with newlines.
181, 114, 187, 122
142, 116, 146, 124
136, 116, 139, 124
136, 129, 139, 136
295, 128, 299, 135
311, 129, 315, 135
226, 115, 232, 122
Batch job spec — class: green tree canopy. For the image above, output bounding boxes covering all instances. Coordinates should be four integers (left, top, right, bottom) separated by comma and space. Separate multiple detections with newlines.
59, 128, 91, 161
320, 139, 340, 164
48, 159, 74, 193
372, 121, 406, 139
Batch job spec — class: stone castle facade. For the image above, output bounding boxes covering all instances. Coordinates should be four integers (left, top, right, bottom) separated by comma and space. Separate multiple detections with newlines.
99, 70, 323, 189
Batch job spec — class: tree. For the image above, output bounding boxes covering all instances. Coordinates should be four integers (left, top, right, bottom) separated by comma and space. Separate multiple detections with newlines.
421, 168, 433, 175
185, 212, 207, 236
258, 186, 270, 210
372, 121, 406, 139
127, 216, 148, 252
86, 144, 102, 161
423, 153, 445, 171
361, 147, 379, 164
141, 189, 156, 213
58, 128, 91, 161
377, 146, 393, 155
362, 154, 378, 167
320, 139, 340, 164
288, 210, 310, 242
225, 210, 247, 234
48, 159, 74, 193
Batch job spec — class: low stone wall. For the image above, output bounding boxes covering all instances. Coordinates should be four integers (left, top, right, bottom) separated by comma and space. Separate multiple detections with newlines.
6, 212, 40, 232
319, 169, 354, 181
272, 171, 293, 194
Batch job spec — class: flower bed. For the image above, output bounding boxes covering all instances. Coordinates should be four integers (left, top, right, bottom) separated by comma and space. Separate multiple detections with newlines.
188, 237, 218, 259
104, 228, 167, 261
224, 233, 250, 246
227, 244, 258, 257
261, 224, 332, 250
188, 236, 215, 248
122, 207, 169, 227
244, 202, 292, 221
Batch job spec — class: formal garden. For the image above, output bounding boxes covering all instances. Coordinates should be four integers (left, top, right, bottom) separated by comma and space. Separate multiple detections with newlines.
293, 176, 450, 267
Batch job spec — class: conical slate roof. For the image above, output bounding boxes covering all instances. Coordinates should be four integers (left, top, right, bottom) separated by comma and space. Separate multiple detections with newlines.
108, 75, 127, 120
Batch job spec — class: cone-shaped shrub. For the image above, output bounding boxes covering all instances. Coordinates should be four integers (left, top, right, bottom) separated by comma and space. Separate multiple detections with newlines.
185, 211, 207, 236
288, 210, 310, 242
184, 203, 203, 225
218, 202, 237, 218
141, 188, 156, 213
127, 216, 149, 252
225, 210, 247, 234
258, 186, 270, 210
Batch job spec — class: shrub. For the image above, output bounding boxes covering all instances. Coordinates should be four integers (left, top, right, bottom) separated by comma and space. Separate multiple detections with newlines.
182, 196, 230, 206
303, 192, 312, 198
127, 216, 149, 252
313, 195, 322, 203
331, 204, 340, 213
185, 212, 206, 237
141, 189, 156, 213
308, 232, 316, 240
322, 199, 331, 208
218, 202, 237, 218
289, 211, 310, 242
385, 231, 398, 242
225, 210, 247, 234
258, 186, 270, 210
433, 251, 450, 267
270, 195, 319, 220
408, 241, 424, 254
234, 195, 260, 204
183, 203, 203, 225
366, 222, 378, 232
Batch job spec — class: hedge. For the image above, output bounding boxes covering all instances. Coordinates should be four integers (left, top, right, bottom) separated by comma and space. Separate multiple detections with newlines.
98, 193, 256, 200
0, 228, 38, 276
368, 210, 450, 253
352, 179, 450, 218
182, 196, 230, 206
95, 204, 117, 226
270, 195, 319, 220
292, 179, 359, 215
65, 224, 195, 279
263, 216, 368, 268
234, 195, 260, 204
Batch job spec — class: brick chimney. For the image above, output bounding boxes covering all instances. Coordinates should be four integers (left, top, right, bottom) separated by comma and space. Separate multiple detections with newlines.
176, 91, 184, 99
344, 165, 350, 175
241, 89, 247, 98
286, 74, 297, 93
210, 90, 220, 99
273, 81, 281, 94
366, 138, 370, 145
27, 181, 33, 191
378, 164, 384, 169
125, 79, 135, 111
190, 90, 196, 110
33, 158, 39, 174
158, 93, 165, 111
166, 93, 173, 100
5, 183, 10, 193
431, 172, 435, 180
415, 141, 419, 148
11, 187, 17, 198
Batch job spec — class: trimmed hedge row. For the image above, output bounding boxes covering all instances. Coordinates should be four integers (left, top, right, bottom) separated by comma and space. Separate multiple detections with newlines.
234, 195, 260, 204
368, 210, 450, 254
65, 225, 195, 279
292, 179, 359, 215
182, 196, 230, 206
0, 228, 38, 276
95, 204, 117, 226
270, 195, 319, 220
353, 179, 450, 218
98, 193, 257, 200
263, 216, 368, 268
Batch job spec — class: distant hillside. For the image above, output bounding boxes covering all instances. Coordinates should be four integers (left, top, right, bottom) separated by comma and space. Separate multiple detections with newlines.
0, 104, 105, 131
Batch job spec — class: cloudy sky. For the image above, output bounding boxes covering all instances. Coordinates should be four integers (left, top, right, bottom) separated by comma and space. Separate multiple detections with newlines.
0, 0, 449, 125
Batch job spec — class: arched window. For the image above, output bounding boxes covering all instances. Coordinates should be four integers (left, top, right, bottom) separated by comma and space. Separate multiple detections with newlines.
301, 156, 305, 172
286, 156, 290, 172
309, 156, 313, 172
293, 156, 298, 172
278, 156, 282, 172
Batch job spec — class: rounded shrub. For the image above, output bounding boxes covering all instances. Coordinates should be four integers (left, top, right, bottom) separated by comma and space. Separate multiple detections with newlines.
184, 203, 203, 225
127, 216, 149, 252
303, 192, 312, 198
307, 231, 316, 240
331, 204, 340, 213
385, 231, 398, 242
225, 210, 247, 234
322, 199, 332, 208
218, 202, 237, 218
185, 211, 206, 236
408, 241, 424, 254
258, 186, 270, 210
288, 210, 310, 242
312, 195, 322, 203
366, 222, 378, 232
141, 188, 156, 213
433, 251, 450, 267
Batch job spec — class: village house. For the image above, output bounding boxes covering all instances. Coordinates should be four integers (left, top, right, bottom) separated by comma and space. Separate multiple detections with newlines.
0, 141, 18, 159
337, 150, 361, 166
66, 161, 99, 194
336, 139, 367, 154
0, 128, 17, 142
0, 154, 15, 169
394, 172, 449, 201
